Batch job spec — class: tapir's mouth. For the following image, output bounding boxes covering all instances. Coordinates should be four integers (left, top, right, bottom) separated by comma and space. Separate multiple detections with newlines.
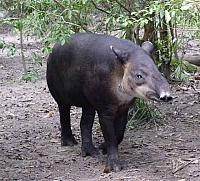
146, 91, 160, 102
146, 91, 173, 102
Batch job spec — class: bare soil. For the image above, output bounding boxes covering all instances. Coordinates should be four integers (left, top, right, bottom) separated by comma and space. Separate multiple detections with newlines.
0, 30, 200, 181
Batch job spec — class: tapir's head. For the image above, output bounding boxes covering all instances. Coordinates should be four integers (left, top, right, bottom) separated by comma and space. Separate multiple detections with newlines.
111, 41, 172, 102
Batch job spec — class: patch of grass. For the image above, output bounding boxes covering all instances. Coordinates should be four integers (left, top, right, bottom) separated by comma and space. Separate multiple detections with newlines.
21, 70, 39, 83
21, 52, 42, 83
0, 39, 16, 56
127, 99, 161, 129
170, 58, 197, 82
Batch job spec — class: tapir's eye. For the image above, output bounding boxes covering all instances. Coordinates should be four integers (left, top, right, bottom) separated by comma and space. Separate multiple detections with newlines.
136, 74, 143, 79
135, 72, 145, 85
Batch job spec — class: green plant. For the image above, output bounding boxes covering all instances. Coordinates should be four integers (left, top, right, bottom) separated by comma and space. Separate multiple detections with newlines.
0, 39, 5, 49
1, 0, 200, 80
0, 39, 16, 56
128, 99, 161, 129
21, 70, 39, 83
170, 58, 197, 81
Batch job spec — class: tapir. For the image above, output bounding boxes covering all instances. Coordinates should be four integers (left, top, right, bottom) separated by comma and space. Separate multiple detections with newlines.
46, 33, 172, 173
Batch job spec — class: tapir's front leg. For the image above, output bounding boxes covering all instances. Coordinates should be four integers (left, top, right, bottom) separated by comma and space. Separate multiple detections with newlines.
99, 107, 129, 155
98, 107, 121, 173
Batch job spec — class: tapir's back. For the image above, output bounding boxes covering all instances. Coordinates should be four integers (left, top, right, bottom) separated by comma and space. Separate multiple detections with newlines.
53, 33, 137, 66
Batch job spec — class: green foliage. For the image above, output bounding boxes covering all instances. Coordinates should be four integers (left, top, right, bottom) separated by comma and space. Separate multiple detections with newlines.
128, 99, 161, 129
0, 39, 5, 49
32, 52, 42, 66
1, 0, 199, 55
1, 0, 93, 54
21, 51, 44, 82
170, 58, 197, 81
0, 39, 16, 56
180, 0, 200, 37
21, 70, 39, 83
22, 0, 95, 54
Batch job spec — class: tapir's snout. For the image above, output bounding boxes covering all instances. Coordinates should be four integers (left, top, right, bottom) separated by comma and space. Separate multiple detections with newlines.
159, 91, 173, 102
148, 74, 173, 102
146, 89, 172, 102
157, 76, 173, 102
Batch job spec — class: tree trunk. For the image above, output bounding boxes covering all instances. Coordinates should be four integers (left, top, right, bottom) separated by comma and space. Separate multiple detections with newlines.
143, 20, 154, 42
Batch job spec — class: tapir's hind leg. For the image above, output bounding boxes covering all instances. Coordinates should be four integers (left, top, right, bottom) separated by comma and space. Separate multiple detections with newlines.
58, 105, 78, 146
80, 107, 98, 157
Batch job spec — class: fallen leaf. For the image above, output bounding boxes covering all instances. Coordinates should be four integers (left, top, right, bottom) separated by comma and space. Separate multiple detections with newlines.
50, 139, 59, 143
43, 112, 53, 118
194, 76, 200, 80
192, 159, 199, 164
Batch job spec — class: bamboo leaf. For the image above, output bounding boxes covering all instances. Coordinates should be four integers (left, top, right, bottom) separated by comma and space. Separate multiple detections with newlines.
165, 10, 171, 23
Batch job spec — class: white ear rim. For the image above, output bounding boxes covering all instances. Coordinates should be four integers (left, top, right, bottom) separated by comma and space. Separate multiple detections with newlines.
142, 41, 154, 54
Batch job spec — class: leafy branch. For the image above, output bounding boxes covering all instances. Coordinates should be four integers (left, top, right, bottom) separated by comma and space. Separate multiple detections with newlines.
52, 0, 90, 32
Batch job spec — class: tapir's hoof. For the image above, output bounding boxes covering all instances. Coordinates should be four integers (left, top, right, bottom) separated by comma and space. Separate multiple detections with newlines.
81, 145, 99, 157
99, 142, 107, 155
61, 136, 78, 146
104, 161, 122, 173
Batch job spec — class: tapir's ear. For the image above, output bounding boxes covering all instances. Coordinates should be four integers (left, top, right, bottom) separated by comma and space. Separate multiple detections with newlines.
110, 45, 129, 64
142, 41, 154, 55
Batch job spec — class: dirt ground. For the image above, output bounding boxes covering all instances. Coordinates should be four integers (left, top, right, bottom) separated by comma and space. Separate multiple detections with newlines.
0, 29, 200, 181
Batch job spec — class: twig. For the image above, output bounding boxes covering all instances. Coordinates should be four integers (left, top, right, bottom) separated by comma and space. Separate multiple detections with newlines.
91, 0, 110, 15
115, 0, 131, 13
176, 27, 200, 31
0, 17, 20, 22
19, 2, 27, 74
53, 0, 65, 10
52, 0, 89, 32
20, 29, 27, 74
139, 158, 166, 165
60, 16, 81, 27
115, 0, 138, 20
172, 159, 194, 174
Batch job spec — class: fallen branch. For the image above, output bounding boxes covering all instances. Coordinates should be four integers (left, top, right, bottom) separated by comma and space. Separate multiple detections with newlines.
183, 55, 200, 66
172, 159, 194, 174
